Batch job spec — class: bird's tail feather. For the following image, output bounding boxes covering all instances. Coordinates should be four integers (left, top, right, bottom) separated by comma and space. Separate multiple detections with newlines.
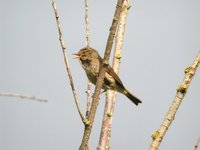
124, 89, 142, 106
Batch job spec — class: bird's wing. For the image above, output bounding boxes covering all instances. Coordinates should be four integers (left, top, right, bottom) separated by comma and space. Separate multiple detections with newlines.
106, 66, 124, 86
98, 54, 124, 87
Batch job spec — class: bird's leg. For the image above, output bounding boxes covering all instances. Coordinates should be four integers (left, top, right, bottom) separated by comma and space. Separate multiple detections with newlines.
100, 89, 107, 94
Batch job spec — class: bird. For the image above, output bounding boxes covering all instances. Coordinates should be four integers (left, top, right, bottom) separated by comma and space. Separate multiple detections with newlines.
74, 47, 142, 106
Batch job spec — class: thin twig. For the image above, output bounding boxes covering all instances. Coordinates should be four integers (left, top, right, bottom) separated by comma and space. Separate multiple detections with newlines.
79, 0, 125, 150
194, 136, 200, 150
0, 92, 47, 102
150, 51, 200, 150
84, 0, 92, 117
84, 0, 90, 47
85, 81, 92, 117
52, 0, 86, 124
97, 1, 130, 150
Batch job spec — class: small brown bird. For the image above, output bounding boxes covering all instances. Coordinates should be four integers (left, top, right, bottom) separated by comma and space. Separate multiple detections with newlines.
74, 47, 142, 106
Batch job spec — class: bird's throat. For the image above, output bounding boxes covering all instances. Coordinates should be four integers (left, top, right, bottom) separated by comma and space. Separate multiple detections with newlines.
80, 59, 91, 69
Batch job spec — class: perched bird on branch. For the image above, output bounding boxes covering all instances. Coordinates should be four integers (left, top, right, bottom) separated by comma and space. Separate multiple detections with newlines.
74, 47, 142, 106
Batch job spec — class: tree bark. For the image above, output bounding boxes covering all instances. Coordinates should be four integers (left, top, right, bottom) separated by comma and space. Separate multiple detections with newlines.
150, 51, 200, 150
79, 0, 125, 149
97, 1, 130, 150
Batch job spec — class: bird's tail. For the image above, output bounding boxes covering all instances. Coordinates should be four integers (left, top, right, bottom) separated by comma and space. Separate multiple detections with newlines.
124, 89, 142, 106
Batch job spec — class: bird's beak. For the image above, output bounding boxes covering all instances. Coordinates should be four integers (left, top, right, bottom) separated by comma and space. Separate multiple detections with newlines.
73, 53, 80, 59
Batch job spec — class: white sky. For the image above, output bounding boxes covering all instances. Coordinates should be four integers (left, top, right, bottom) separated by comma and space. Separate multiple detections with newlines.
0, 0, 200, 149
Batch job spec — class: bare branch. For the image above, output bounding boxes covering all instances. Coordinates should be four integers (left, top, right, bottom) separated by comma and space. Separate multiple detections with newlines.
79, 0, 125, 150
150, 51, 200, 150
194, 136, 200, 150
84, 0, 90, 47
84, 0, 92, 117
51, 0, 86, 124
0, 92, 47, 102
85, 81, 92, 117
97, 1, 130, 150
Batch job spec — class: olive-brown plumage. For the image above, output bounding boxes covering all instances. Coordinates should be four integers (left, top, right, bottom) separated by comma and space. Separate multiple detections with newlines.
74, 47, 142, 106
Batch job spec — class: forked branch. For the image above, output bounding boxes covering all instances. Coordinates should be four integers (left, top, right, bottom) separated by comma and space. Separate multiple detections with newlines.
79, 0, 125, 150
97, 0, 130, 149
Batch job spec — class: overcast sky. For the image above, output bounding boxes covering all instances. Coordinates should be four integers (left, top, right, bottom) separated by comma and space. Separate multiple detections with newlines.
0, 0, 200, 150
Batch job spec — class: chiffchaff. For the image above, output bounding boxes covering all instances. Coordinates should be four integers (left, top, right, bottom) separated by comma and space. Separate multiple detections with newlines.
74, 47, 141, 106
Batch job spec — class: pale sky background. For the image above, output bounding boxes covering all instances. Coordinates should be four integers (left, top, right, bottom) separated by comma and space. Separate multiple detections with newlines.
0, 0, 200, 150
